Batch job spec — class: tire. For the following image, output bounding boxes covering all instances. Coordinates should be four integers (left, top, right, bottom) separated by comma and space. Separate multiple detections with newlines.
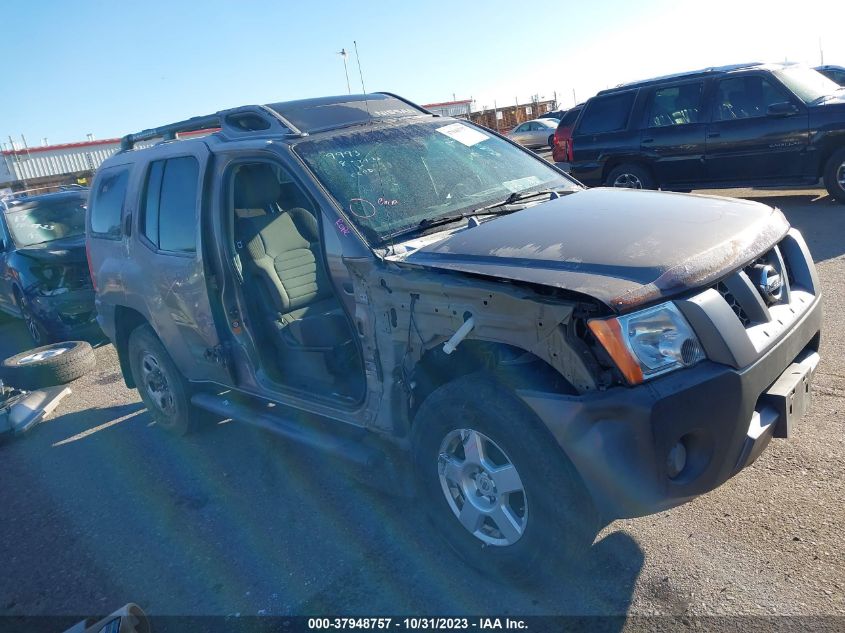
547, 134, 555, 149
14, 290, 52, 346
606, 163, 655, 190
823, 148, 845, 202
411, 373, 600, 581
0, 341, 96, 390
127, 324, 197, 435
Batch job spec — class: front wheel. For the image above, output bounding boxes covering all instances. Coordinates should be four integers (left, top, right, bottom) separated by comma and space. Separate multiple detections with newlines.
128, 324, 197, 435
16, 293, 51, 345
823, 148, 845, 202
411, 373, 600, 581
606, 163, 655, 190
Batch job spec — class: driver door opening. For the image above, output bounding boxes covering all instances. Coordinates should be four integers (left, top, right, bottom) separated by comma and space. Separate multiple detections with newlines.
228, 162, 364, 402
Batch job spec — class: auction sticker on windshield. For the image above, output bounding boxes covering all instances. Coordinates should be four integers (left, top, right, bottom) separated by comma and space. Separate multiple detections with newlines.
435, 122, 489, 146
502, 176, 542, 193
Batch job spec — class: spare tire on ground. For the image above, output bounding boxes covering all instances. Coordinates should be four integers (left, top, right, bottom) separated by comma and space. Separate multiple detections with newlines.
0, 341, 96, 390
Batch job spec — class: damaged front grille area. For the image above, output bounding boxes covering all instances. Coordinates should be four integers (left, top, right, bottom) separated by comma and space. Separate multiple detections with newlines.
710, 231, 816, 337
716, 281, 751, 327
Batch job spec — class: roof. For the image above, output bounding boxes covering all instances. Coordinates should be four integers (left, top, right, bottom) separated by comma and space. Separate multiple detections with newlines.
2, 187, 88, 210
422, 99, 473, 108
598, 62, 767, 95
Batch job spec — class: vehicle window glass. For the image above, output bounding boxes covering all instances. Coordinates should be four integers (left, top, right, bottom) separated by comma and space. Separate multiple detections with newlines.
514, 124, 527, 133
577, 92, 635, 135
773, 66, 840, 103
141, 160, 165, 247
158, 157, 199, 253
90, 166, 129, 238
647, 82, 703, 127
295, 119, 577, 244
713, 75, 792, 121
528, 122, 539, 131
5, 195, 87, 247
559, 108, 581, 126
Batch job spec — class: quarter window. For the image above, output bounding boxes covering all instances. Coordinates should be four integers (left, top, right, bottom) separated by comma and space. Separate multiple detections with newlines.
90, 166, 130, 238
713, 76, 792, 121
577, 92, 635, 135
141, 156, 199, 253
647, 82, 703, 127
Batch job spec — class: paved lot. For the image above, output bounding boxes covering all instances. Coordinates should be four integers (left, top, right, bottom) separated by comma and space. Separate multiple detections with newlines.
0, 188, 843, 621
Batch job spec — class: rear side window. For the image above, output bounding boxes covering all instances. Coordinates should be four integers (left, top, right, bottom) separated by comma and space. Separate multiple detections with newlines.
90, 166, 130, 239
647, 82, 704, 127
559, 107, 582, 126
141, 156, 199, 253
577, 92, 635, 135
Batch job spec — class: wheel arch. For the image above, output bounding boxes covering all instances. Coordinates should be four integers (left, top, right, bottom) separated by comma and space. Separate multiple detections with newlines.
409, 340, 577, 423
113, 305, 150, 388
601, 157, 657, 187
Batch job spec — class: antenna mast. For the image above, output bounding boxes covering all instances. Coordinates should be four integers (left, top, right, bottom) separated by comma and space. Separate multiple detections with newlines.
353, 40, 367, 94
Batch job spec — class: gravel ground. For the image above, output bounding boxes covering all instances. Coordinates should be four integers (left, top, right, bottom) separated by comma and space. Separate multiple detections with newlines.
0, 188, 842, 626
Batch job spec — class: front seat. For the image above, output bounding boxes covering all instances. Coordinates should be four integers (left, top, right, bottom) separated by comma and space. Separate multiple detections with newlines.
233, 164, 350, 354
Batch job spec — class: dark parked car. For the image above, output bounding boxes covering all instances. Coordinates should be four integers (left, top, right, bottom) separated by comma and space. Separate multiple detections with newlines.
816, 65, 845, 86
568, 63, 845, 201
87, 93, 821, 580
0, 188, 99, 344
539, 109, 565, 121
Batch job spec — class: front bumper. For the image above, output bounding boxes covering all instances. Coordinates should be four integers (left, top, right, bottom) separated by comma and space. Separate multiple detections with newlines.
27, 288, 101, 341
519, 292, 822, 520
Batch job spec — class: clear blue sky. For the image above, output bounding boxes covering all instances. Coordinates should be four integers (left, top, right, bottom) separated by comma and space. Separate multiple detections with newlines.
2, 0, 842, 146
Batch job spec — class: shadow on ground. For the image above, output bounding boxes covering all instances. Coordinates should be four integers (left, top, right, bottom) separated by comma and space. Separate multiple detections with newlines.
0, 398, 644, 620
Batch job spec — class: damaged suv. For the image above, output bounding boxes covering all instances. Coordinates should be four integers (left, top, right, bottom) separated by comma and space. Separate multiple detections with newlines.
87, 93, 822, 578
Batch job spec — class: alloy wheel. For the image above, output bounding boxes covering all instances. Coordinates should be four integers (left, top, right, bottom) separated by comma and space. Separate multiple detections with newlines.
437, 429, 528, 546
837, 161, 845, 191
140, 352, 176, 416
612, 172, 643, 189
21, 305, 42, 345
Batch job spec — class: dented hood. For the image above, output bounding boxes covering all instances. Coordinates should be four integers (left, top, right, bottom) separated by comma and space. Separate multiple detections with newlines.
397, 188, 789, 312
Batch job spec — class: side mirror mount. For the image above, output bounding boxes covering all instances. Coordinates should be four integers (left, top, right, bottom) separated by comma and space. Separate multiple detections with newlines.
767, 102, 800, 117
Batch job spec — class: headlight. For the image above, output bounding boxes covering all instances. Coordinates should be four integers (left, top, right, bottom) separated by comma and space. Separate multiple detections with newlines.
588, 302, 705, 384
30, 265, 70, 296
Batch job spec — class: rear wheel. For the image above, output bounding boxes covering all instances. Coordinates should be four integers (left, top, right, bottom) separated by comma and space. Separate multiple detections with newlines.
128, 324, 196, 435
823, 148, 845, 202
606, 163, 655, 190
412, 373, 600, 581
547, 134, 555, 149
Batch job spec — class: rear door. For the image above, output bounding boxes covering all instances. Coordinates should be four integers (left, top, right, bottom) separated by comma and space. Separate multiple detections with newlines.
639, 80, 707, 185
127, 145, 231, 384
705, 72, 809, 183
570, 90, 638, 185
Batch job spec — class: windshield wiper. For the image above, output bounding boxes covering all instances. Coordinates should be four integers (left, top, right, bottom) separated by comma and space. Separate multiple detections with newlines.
384, 188, 571, 244
472, 187, 573, 214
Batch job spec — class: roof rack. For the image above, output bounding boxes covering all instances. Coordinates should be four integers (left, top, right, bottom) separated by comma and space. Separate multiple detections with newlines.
120, 104, 305, 151
599, 62, 764, 95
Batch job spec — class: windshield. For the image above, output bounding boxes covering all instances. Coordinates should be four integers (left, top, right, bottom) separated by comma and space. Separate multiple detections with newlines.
295, 119, 578, 244
4, 196, 87, 247
774, 65, 841, 103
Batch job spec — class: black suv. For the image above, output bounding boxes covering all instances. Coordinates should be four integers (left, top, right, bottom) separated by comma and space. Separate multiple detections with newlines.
87, 93, 821, 580
0, 188, 98, 344
568, 63, 845, 200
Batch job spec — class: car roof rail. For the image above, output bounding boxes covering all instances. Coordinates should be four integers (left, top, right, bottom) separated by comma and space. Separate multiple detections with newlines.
119, 105, 305, 151
599, 62, 765, 95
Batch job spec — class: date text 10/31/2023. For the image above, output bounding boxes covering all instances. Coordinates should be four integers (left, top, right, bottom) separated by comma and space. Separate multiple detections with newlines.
307, 618, 528, 630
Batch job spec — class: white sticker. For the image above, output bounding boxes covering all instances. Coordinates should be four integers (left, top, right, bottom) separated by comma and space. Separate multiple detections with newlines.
435, 122, 490, 147
502, 176, 542, 193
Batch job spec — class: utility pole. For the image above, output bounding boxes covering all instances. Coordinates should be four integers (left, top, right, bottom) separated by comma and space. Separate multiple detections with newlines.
493, 100, 500, 133
819, 37, 824, 66
572, 88, 577, 107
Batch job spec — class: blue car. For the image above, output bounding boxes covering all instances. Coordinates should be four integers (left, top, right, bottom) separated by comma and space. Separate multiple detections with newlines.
0, 188, 100, 344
